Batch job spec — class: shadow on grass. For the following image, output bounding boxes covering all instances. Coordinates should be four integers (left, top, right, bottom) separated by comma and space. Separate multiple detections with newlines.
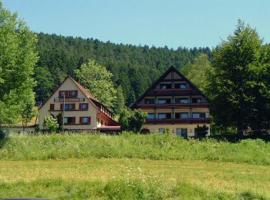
209, 134, 270, 143
0, 130, 9, 148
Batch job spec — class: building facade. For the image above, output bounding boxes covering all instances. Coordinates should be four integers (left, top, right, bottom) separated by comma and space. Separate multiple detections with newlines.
131, 66, 210, 137
38, 76, 120, 131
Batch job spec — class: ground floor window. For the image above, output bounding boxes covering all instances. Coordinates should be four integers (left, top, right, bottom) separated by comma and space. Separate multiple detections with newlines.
159, 128, 165, 133
80, 117, 91, 125
63, 117, 75, 125
176, 128, 188, 138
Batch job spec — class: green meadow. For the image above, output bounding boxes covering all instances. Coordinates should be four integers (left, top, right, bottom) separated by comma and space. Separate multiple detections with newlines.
0, 133, 270, 199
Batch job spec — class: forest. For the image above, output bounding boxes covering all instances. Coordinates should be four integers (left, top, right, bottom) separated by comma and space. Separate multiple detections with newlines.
35, 33, 211, 105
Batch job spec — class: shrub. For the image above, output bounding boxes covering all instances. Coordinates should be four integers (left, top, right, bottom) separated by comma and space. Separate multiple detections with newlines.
43, 115, 59, 133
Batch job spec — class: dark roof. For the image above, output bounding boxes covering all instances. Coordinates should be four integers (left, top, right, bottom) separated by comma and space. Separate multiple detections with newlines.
130, 66, 208, 108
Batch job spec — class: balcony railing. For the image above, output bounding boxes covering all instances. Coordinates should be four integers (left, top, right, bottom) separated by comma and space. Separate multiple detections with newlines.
147, 89, 201, 96
54, 97, 86, 102
138, 102, 209, 108
145, 118, 211, 124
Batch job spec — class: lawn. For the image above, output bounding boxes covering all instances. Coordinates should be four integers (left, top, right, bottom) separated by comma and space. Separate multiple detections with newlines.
0, 133, 270, 199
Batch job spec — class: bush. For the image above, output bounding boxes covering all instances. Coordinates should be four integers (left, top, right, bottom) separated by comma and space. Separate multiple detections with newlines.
119, 108, 146, 132
43, 115, 59, 133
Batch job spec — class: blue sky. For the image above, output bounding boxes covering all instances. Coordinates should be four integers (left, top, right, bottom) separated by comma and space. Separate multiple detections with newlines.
2, 0, 270, 48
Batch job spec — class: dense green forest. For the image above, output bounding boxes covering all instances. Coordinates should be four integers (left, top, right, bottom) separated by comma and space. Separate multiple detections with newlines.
35, 33, 211, 105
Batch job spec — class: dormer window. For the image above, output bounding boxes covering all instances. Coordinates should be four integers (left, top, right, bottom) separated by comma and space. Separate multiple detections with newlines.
160, 83, 172, 89
175, 83, 188, 89
59, 90, 78, 98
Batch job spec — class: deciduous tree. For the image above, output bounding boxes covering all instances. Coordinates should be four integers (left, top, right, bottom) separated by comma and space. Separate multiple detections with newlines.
0, 2, 38, 126
207, 20, 270, 135
75, 60, 117, 110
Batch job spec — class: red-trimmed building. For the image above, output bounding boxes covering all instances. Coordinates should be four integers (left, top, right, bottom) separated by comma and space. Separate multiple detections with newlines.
38, 76, 120, 132
131, 66, 210, 136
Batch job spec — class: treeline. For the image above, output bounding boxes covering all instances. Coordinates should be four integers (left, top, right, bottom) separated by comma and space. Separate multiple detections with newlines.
36, 33, 211, 105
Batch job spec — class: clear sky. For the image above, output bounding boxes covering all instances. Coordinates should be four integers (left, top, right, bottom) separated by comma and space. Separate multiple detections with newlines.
2, 0, 270, 48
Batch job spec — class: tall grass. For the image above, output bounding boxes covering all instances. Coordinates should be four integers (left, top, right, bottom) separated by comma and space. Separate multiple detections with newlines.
0, 179, 266, 200
0, 132, 270, 165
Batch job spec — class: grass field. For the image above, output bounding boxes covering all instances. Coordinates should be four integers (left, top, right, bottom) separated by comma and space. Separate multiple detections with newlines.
0, 133, 270, 199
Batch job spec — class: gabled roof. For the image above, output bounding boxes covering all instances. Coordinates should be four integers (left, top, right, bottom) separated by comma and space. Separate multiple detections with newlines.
39, 76, 114, 117
130, 66, 208, 108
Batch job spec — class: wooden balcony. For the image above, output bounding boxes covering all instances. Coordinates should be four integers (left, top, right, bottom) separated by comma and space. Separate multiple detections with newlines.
147, 89, 202, 96
138, 102, 210, 109
54, 97, 86, 103
145, 118, 211, 124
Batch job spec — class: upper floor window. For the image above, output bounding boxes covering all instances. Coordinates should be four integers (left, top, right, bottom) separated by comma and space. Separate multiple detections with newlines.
59, 90, 78, 98
175, 112, 189, 119
147, 113, 155, 119
144, 98, 155, 104
157, 98, 171, 104
61, 103, 75, 111
79, 103, 88, 111
175, 97, 189, 104
160, 83, 172, 89
175, 83, 188, 89
158, 113, 171, 119
192, 97, 202, 104
192, 112, 206, 119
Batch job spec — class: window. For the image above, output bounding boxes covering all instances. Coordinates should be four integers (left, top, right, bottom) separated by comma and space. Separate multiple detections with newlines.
192, 112, 206, 119
79, 103, 88, 111
160, 83, 172, 89
50, 104, 55, 110
176, 128, 188, 138
175, 112, 189, 119
159, 128, 165, 133
175, 83, 188, 89
80, 117, 91, 125
144, 98, 155, 104
59, 90, 78, 98
61, 103, 75, 111
158, 113, 171, 119
192, 98, 202, 104
157, 98, 171, 104
147, 113, 155, 119
175, 98, 189, 104
63, 117, 75, 125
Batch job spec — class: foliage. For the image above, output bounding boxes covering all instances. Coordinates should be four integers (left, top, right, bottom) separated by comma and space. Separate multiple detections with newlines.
75, 59, 117, 110
1, 133, 270, 165
195, 125, 209, 138
181, 53, 212, 93
119, 109, 147, 132
33, 66, 54, 104
0, 178, 263, 200
21, 99, 36, 129
207, 20, 270, 135
113, 86, 125, 115
36, 33, 211, 105
43, 115, 59, 132
0, 2, 38, 125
